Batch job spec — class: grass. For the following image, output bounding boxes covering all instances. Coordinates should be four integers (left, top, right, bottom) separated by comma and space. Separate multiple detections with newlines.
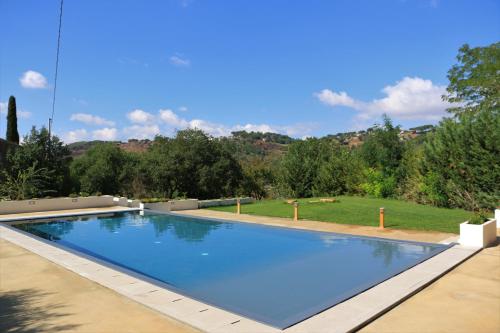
207, 196, 473, 234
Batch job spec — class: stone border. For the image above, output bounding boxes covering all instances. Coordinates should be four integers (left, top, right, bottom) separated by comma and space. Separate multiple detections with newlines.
0, 207, 140, 223
0, 210, 480, 333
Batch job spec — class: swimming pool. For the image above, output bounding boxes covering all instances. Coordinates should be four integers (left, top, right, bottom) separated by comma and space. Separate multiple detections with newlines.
12, 211, 449, 329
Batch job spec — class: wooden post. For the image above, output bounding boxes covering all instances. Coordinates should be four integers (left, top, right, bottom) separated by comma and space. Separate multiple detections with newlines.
236, 198, 241, 215
293, 201, 299, 222
379, 207, 385, 229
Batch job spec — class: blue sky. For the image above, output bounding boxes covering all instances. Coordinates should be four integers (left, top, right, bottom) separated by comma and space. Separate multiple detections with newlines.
1, 0, 498, 142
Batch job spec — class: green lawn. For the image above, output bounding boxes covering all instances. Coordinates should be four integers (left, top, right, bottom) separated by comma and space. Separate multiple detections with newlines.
207, 196, 473, 234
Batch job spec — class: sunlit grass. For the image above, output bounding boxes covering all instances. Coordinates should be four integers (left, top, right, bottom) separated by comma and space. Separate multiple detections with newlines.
208, 196, 472, 234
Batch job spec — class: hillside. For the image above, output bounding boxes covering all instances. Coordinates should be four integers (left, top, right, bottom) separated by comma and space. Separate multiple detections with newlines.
67, 126, 435, 158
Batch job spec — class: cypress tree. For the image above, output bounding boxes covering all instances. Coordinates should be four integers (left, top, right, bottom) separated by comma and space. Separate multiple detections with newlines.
6, 96, 19, 144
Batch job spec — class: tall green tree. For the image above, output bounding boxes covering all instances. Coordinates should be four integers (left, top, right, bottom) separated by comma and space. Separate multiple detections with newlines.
6, 96, 19, 144
7, 127, 72, 196
142, 129, 243, 199
278, 138, 331, 198
71, 143, 138, 195
313, 145, 364, 196
423, 109, 500, 210
444, 42, 499, 115
360, 116, 404, 175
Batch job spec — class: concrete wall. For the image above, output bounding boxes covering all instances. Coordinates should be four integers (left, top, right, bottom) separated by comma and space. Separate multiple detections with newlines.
0, 196, 117, 214
143, 199, 199, 212
198, 197, 255, 208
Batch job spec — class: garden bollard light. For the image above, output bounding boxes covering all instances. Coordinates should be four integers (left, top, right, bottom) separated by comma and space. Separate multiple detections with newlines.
293, 202, 299, 222
379, 207, 385, 229
236, 198, 241, 215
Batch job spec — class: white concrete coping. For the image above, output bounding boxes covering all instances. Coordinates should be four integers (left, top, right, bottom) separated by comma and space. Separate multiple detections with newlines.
0, 210, 481, 333
0, 207, 140, 223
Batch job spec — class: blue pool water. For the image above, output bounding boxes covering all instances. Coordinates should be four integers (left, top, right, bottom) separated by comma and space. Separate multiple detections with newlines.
12, 211, 448, 328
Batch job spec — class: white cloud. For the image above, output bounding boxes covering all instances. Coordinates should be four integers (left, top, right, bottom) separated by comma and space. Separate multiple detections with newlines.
73, 98, 88, 106
62, 129, 88, 143
315, 76, 450, 121
18, 110, 32, 119
92, 127, 118, 141
159, 109, 189, 128
127, 109, 155, 123
232, 123, 277, 133
188, 119, 230, 136
123, 124, 161, 139
19, 70, 48, 89
315, 90, 359, 109
169, 55, 190, 67
123, 108, 317, 139
0, 101, 32, 119
70, 113, 115, 126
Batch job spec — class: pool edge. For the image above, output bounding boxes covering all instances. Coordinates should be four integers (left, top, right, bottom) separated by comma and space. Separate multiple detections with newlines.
0, 211, 481, 333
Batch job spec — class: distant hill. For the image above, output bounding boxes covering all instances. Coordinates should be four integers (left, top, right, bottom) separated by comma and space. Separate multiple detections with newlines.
67, 126, 435, 157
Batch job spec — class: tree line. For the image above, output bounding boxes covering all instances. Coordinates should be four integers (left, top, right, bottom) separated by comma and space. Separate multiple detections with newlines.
1, 42, 498, 211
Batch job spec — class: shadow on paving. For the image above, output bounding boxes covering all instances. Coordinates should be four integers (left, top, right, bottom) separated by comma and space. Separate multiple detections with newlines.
0, 289, 79, 333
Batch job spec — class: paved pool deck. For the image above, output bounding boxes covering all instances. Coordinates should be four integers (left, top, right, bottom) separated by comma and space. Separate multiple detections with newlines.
0, 208, 498, 332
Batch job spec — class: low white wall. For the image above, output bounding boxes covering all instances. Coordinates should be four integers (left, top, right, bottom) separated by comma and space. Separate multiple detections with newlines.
495, 209, 500, 228
0, 196, 116, 214
198, 197, 255, 208
113, 197, 129, 207
143, 199, 199, 212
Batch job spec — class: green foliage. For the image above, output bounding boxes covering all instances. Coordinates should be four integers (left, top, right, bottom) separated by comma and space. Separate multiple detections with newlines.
0, 163, 52, 200
141, 129, 243, 199
360, 115, 404, 176
444, 42, 499, 115
6, 127, 72, 196
360, 168, 396, 198
423, 108, 500, 210
230, 131, 296, 144
468, 210, 490, 225
313, 146, 364, 196
6, 96, 19, 144
140, 197, 169, 203
278, 138, 331, 198
70, 143, 138, 196
238, 157, 274, 199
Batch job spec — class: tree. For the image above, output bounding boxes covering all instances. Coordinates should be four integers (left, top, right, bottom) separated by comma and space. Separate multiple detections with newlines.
444, 42, 499, 115
142, 129, 244, 199
360, 116, 404, 175
278, 138, 331, 198
0, 163, 52, 200
6, 96, 19, 144
70, 143, 138, 195
7, 127, 72, 196
423, 109, 500, 210
313, 145, 363, 196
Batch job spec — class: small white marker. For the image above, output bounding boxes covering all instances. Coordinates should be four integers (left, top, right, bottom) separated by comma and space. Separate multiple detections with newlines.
201, 253, 209, 256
